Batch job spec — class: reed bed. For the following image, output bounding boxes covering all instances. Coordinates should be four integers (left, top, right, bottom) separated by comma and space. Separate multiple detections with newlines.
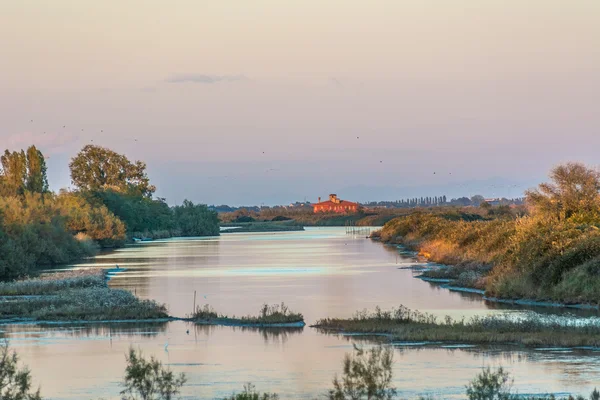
0, 268, 168, 321
192, 303, 304, 326
314, 306, 600, 347
0, 269, 106, 296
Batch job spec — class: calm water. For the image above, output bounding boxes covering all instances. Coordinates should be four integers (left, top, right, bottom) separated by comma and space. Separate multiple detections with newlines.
6, 227, 600, 399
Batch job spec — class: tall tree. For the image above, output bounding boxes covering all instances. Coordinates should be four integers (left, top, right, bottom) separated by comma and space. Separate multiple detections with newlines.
25, 145, 49, 194
526, 162, 600, 222
69, 145, 155, 197
0, 149, 27, 196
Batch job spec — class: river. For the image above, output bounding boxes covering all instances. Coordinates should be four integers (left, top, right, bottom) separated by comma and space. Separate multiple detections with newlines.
6, 227, 600, 399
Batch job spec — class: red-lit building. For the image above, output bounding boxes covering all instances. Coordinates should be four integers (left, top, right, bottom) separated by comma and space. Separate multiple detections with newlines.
313, 194, 359, 213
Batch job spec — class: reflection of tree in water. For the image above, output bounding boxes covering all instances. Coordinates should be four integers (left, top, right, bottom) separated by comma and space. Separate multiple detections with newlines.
236, 326, 304, 345
193, 324, 303, 345
104, 238, 222, 301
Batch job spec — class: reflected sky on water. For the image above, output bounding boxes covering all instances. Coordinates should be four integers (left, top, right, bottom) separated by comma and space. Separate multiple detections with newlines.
8, 228, 600, 399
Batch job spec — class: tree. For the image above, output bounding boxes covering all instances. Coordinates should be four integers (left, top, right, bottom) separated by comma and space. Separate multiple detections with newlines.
173, 200, 220, 237
0, 149, 27, 197
25, 146, 48, 194
0, 342, 42, 400
329, 345, 396, 400
526, 162, 600, 222
1, 146, 49, 197
471, 195, 485, 207
121, 347, 186, 400
69, 145, 155, 197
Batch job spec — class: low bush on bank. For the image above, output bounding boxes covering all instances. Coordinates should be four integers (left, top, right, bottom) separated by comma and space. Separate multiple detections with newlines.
193, 303, 304, 325
314, 306, 600, 347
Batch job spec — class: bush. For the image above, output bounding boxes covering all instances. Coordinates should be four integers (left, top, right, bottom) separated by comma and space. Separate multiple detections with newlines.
466, 367, 513, 400
121, 347, 186, 400
0, 342, 42, 400
223, 383, 279, 400
329, 345, 396, 400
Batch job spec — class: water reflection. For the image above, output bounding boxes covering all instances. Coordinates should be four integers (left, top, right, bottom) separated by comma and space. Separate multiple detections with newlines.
8, 228, 600, 399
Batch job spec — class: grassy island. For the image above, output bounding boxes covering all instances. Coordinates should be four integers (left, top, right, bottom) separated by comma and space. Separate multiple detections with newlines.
313, 306, 600, 348
0, 269, 168, 322
192, 303, 305, 327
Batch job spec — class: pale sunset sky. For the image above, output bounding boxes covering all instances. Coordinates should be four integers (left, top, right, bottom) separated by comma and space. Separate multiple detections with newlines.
1, 1, 599, 205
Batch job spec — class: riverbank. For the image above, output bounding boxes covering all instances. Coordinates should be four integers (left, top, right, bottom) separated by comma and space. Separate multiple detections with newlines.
0, 269, 168, 322
313, 306, 600, 347
374, 211, 600, 308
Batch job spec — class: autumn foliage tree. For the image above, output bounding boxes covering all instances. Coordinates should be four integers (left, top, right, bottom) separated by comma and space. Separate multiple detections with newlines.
0, 146, 48, 197
526, 163, 600, 223
69, 145, 155, 197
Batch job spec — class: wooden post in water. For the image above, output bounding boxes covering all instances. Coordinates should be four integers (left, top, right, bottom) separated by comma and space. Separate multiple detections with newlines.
193, 290, 197, 315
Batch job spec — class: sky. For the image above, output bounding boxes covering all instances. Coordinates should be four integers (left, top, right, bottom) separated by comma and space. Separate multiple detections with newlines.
1, 1, 599, 206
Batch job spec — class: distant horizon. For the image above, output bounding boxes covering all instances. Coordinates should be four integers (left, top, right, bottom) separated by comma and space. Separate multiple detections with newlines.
2, 1, 599, 205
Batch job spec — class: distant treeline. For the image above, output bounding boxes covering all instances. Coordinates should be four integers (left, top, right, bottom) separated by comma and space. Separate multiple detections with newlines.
211, 196, 525, 214
0, 144, 218, 280
364, 195, 525, 208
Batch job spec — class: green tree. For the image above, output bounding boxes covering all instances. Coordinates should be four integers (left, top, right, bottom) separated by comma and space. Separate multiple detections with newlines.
329, 345, 396, 400
526, 163, 600, 222
121, 347, 186, 400
173, 200, 220, 237
0, 342, 42, 400
69, 145, 155, 197
25, 146, 49, 194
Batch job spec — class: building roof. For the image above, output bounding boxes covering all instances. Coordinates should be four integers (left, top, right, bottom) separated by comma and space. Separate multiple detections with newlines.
313, 200, 359, 207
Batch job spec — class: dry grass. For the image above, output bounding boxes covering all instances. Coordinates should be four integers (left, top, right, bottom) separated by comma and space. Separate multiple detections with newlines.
0, 269, 106, 296
314, 306, 600, 347
0, 268, 168, 321
193, 303, 304, 326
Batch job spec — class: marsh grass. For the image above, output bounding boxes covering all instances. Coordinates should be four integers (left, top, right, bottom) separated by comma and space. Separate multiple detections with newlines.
0, 269, 168, 321
192, 303, 304, 326
0, 287, 168, 321
0, 270, 105, 296
314, 306, 600, 347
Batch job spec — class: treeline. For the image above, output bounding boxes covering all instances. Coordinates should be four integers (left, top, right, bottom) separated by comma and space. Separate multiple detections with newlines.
375, 162, 600, 305
0, 144, 219, 280
364, 195, 525, 208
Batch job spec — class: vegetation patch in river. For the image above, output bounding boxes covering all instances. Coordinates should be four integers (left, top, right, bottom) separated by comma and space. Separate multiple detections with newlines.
313, 305, 600, 347
192, 303, 305, 327
0, 269, 168, 322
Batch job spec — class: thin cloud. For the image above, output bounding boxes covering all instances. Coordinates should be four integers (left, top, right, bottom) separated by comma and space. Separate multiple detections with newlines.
166, 74, 248, 84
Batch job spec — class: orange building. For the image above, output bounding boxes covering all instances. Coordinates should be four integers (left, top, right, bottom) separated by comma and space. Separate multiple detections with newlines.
313, 194, 359, 213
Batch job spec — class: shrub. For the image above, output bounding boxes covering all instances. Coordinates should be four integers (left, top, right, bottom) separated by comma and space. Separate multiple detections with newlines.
121, 347, 186, 400
223, 383, 279, 400
0, 342, 42, 400
466, 367, 513, 400
329, 345, 396, 400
